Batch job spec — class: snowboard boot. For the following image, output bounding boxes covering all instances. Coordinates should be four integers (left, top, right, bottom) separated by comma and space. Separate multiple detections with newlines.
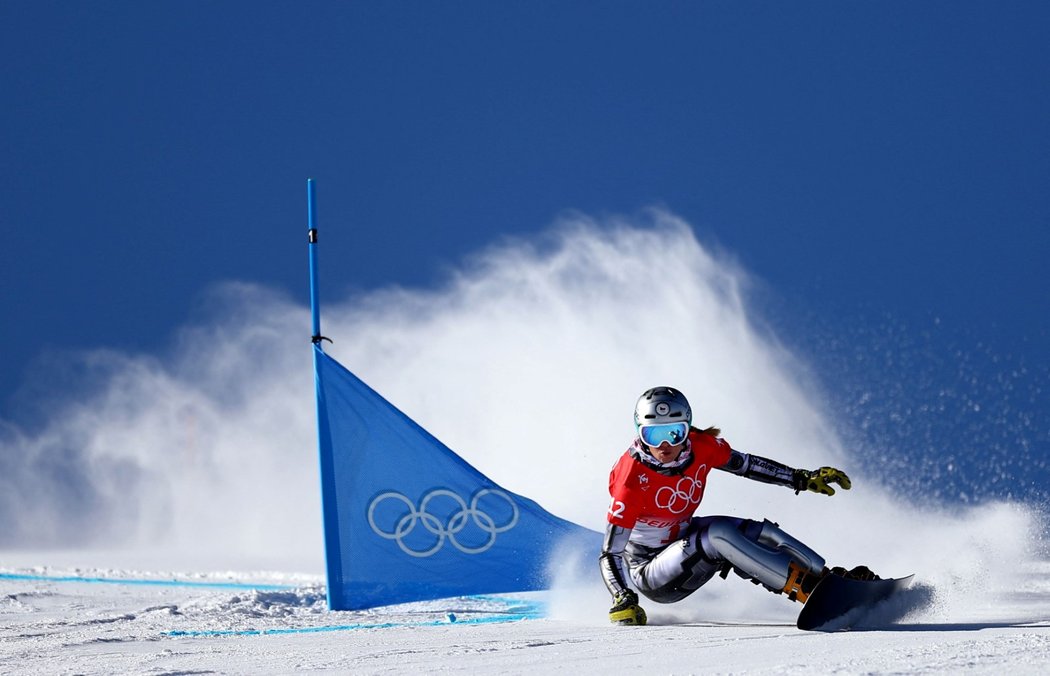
782, 562, 826, 603
608, 589, 647, 626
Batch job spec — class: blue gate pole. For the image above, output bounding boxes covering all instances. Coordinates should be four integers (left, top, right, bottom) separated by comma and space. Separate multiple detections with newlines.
307, 178, 340, 609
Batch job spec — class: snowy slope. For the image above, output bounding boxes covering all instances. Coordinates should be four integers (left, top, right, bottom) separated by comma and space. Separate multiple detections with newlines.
3, 557, 1050, 674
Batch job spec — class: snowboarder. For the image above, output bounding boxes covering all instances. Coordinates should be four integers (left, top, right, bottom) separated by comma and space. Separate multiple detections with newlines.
601, 386, 876, 625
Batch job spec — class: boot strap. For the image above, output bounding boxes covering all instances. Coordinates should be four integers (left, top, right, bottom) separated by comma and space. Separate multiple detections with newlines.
782, 562, 813, 603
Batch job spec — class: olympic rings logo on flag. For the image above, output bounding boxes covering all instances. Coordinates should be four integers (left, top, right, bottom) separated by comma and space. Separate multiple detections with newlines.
367, 488, 520, 558
654, 464, 708, 514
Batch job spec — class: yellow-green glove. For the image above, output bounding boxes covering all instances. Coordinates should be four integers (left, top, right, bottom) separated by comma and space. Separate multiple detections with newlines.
609, 589, 647, 625
794, 466, 851, 496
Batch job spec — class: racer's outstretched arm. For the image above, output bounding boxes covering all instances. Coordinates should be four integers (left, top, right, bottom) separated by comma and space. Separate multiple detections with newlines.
599, 523, 647, 625
717, 450, 852, 496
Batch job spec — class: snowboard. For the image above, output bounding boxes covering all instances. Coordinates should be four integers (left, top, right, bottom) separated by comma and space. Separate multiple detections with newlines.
796, 573, 914, 631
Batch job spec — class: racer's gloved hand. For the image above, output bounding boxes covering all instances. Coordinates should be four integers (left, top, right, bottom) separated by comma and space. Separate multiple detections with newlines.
608, 589, 647, 626
794, 466, 851, 496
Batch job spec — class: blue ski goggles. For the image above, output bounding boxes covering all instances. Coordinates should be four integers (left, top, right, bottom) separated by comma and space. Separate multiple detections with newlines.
638, 422, 689, 447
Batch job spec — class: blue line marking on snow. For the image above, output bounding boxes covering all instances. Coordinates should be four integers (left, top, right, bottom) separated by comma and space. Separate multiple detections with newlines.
165, 598, 547, 637
0, 572, 298, 591
165, 611, 540, 637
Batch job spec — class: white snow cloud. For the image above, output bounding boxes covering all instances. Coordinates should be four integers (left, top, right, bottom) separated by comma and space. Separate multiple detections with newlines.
0, 210, 1039, 623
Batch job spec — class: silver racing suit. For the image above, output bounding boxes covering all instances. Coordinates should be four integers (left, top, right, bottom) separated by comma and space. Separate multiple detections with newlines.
599, 449, 825, 604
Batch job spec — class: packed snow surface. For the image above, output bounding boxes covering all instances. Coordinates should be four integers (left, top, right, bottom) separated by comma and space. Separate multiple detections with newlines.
3, 554, 1050, 674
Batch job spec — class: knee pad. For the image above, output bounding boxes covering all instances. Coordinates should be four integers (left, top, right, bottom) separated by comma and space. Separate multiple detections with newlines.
704, 518, 825, 591
754, 520, 825, 576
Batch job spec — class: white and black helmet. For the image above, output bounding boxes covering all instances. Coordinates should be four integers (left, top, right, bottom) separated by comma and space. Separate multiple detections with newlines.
634, 387, 692, 428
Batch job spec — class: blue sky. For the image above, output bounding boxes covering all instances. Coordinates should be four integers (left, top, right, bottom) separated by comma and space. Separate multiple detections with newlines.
2, 1, 1047, 469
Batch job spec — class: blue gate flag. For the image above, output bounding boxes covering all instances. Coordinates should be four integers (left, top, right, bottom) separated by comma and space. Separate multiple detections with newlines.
313, 345, 600, 611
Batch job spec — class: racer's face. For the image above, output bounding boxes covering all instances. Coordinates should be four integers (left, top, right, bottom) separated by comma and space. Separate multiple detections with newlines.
650, 440, 685, 463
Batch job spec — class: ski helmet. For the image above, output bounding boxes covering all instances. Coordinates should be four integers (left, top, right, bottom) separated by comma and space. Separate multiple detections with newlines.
634, 387, 692, 428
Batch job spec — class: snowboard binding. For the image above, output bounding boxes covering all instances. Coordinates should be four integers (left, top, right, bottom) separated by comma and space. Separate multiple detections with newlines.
830, 564, 880, 581
783, 563, 882, 603
782, 562, 824, 603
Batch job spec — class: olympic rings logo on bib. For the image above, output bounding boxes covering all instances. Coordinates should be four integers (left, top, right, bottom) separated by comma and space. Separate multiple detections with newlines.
367, 488, 519, 557
654, 465, 707, 514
